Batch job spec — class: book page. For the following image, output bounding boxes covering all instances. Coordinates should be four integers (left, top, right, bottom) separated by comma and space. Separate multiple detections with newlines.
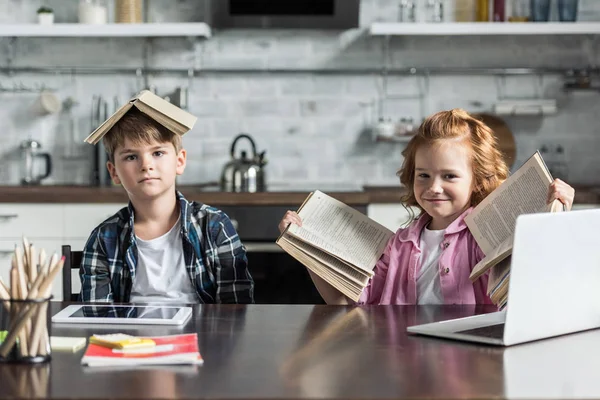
138, 90, 197, 131
465, 152, 553, 255
281, 235, 371, 285
287, 191, 394, 272
277, 239, 362, 301
487, 255, 511, 297
469, 233, 513, 281
84, 102, 134, 144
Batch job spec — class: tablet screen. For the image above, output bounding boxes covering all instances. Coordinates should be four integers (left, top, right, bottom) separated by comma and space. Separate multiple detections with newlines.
69, 306, 181, 320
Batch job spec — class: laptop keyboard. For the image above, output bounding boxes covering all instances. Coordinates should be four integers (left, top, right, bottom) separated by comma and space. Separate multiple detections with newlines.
456, 323, 505, 339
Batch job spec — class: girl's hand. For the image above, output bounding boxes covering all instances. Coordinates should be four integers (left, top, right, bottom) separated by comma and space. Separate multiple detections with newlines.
547, 178, 575, 211
278, 211, 302, 234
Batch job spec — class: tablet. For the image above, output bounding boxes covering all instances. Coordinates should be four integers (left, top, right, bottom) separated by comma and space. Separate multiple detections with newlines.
52, 305, 193, 325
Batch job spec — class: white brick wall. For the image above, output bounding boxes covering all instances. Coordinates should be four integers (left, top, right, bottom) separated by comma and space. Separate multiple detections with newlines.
0, 0, 599, 188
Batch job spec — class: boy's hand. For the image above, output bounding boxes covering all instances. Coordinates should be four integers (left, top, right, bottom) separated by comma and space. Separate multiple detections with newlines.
278, 211, 302, 234
547, 178, 575, 211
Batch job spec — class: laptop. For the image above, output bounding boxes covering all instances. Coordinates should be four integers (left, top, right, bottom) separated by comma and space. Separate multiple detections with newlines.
407, 208, 600, 346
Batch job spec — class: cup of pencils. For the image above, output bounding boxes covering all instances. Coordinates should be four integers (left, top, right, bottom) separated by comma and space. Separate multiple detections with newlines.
0, 238, 64, 363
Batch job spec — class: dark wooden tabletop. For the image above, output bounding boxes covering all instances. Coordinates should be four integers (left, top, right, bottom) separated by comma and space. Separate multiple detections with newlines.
1, 303, 600, 400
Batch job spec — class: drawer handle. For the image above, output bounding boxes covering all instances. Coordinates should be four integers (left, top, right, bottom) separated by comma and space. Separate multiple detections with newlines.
0, 214, 18, 221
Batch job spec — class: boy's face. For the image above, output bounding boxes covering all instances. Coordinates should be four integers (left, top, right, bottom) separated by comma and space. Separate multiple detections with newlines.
107, 138, 186, 201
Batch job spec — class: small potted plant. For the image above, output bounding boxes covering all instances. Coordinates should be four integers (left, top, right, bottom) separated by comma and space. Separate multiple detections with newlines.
37, 6, 54, 25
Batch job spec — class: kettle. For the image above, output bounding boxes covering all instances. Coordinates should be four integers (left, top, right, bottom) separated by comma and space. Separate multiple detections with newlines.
220, 134, 267, 193
20, 139, 52, 185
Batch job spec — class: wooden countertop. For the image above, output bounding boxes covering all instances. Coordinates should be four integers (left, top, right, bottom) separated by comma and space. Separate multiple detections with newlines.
0, 185, 404, 205
0, 185, 598, 205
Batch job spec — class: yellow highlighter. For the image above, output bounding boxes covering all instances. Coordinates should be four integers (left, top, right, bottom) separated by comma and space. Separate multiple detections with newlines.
90, 334, 156, 350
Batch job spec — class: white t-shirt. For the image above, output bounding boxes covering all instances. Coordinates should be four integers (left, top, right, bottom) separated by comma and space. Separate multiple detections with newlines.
416, 226, 445, 305
130, 216, 198, 304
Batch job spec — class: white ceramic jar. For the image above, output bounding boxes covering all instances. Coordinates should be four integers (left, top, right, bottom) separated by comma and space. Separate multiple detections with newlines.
78, 0, 108, 24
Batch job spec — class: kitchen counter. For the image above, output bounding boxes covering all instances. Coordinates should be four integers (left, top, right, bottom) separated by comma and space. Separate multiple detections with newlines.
0, 185, 598, 205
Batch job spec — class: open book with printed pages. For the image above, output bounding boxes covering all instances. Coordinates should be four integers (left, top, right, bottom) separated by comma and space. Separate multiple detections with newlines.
465, 151, 565, 307
276, 191, 394, 302
83, 90, 197, 145
81, 333, 203, 367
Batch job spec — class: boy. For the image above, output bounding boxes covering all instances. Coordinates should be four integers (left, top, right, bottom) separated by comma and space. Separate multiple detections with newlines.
80, 96, 253, 304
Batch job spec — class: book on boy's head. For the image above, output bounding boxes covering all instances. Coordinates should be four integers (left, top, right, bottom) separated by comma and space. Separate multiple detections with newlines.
81, 333, 203, 367
465, 151, 565, 306
276, 191, 394, 302
83, 90, 198, 145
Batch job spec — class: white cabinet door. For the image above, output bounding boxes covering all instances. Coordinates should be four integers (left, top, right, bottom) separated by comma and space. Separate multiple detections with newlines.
367, 203, 420, 232
0, 239, 64, 300
63, 204, 126, 238
0, 205, 64, 239
572, 204, 600, 211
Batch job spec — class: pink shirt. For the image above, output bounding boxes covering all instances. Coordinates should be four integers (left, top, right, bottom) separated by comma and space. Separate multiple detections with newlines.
359, 207, 492, 305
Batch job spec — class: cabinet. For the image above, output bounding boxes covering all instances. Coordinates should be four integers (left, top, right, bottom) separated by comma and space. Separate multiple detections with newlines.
0, 203, 125, 300
367, 203, 420, 232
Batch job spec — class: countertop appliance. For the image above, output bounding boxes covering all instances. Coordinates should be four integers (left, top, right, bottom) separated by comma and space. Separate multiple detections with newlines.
220, 134, 267, 193
208, 0, 360, 29
19, 139, 52, 185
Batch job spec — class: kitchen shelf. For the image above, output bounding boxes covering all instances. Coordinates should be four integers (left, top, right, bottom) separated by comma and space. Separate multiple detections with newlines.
369, 22, 600, 36
0, 23, 211, 38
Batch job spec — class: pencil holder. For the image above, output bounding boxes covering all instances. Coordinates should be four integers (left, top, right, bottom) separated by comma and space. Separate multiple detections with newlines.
0, 296, 52, 364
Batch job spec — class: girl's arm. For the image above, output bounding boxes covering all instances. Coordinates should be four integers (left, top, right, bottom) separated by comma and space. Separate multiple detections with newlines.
306, 269, 351, 305
279, 210, 351, 304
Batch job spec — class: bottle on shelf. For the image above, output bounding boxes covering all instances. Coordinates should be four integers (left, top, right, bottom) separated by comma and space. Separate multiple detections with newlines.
476, 0, 490, 21
493, 0, 506, 21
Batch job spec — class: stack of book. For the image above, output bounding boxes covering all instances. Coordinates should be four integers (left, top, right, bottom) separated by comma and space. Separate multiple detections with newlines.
466, 152, 565, 309
81, 333, 203, 367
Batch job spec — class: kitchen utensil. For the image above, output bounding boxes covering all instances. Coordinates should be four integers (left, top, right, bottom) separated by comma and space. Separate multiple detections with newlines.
475, 113, 517, 169
32, 91, 61, 116
20, 139, 53, 185
220, 134, 267, 193
90, 95, 112, 186
493, 99, 557, 116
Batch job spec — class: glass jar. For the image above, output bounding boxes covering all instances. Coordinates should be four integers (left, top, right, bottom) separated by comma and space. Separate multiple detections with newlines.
115, 0, 143, 23
398, 0, 416, 22
426, 0, 444, 22
508, 0, 529, 21
558, 0, 579, 22
530, 0, 550, 22
78, 0, 108, 24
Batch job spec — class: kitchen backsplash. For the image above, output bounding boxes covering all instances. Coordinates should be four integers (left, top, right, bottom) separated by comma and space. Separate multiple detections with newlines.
0, 0, 599, 187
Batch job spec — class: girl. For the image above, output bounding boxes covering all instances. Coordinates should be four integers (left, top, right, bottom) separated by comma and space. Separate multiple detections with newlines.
278, 109, 575, 305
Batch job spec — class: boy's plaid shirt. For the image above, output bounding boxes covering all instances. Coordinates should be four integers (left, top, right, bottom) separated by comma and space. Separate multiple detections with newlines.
79, 191, 254, 304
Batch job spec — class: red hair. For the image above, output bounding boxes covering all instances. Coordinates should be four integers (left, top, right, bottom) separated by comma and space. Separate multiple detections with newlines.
398, 108, 509, 213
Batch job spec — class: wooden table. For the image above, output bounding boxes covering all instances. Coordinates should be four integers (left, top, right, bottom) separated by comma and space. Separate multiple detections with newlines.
1, 303, 599, 399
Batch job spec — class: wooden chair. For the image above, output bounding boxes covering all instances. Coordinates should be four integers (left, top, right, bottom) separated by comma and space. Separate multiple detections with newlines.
61, 245, 83, 301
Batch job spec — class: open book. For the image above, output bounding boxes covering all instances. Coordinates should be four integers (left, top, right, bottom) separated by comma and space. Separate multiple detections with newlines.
84, 90, 197, 145
276, 191, 394, 302
465, 151, 565, 307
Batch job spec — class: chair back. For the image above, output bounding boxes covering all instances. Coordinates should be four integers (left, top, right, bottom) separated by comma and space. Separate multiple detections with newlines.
61, 245, 83, 301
